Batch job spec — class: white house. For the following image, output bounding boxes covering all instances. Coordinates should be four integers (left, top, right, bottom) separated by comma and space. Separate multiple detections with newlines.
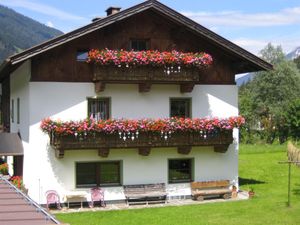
0, 0, 272, 204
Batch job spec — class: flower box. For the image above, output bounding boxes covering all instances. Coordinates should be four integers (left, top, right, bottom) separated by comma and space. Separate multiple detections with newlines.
41, 117, 243, 158
88, 49, 213, 92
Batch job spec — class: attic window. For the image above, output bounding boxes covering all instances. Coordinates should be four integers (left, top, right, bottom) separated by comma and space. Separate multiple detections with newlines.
77, 51, 89, 61
130, 39, 149, 51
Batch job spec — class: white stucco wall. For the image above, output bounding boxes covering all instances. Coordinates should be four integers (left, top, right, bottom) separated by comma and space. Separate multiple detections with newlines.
22, 82, 238, 203
10, 61, 30, 139
10, 61, 30, 176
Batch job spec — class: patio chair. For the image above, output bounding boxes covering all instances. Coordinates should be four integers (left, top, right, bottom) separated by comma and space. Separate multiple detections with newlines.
45, 190, 61, 209
89, 187, 106, 208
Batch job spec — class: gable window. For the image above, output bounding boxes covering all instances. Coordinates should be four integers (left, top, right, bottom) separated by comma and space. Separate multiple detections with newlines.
170, 98, 191, 118
130, 39, 149, 51
88, 98, 110, 120
76, 161, 121, 188
168, 159, 193, 183
11, 99, 14, 123
76, 50, 89, 61
17, 98, 20, 124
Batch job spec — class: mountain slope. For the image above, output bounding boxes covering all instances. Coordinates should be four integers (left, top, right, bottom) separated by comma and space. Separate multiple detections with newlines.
0, 5, 63, 62
286, 47, 300, 60
235, 73, 255, 86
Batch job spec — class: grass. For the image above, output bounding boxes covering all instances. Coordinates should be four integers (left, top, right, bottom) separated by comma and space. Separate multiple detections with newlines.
56, 144, 300, 225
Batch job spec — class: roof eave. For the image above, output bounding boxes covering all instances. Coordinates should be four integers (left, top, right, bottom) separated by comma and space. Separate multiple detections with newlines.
0, 0, 272, 76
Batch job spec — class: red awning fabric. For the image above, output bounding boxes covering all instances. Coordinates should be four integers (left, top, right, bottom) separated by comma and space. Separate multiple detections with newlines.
0, 133, 23, 156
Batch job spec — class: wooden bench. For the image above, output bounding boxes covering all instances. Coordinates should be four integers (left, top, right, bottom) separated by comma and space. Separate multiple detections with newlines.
124, 183, 167, 205
191, 180, 232, 201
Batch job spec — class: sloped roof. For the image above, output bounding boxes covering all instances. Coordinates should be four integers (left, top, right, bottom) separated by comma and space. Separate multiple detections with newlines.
0, 0, 272, 80
0, 176, 60, 225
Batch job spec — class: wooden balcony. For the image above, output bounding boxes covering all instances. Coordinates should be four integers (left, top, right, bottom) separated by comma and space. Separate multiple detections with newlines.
93, 66, 201, 93
50, 130, 233, 158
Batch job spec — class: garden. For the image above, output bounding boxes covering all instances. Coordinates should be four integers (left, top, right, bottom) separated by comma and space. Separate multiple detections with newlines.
56, 143, 300, 225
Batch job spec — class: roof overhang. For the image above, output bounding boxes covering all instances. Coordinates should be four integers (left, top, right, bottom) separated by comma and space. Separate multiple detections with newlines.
0, 0, 273, 80
0, 133, 24, 156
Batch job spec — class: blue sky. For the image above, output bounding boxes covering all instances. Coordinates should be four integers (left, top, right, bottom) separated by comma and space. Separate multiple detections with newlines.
1, 0, 300, 55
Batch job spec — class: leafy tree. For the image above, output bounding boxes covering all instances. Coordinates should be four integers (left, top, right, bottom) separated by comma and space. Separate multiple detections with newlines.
286, 98, 300, 142
259, 43, 285, 65
293, 56, 300, 70
239, 43, 300, 144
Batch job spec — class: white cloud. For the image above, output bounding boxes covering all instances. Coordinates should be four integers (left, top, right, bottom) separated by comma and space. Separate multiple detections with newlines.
182, 7, 300, 27
232, 38, 268, 54
0, 0, 86, 21
231, 37, 300, 55
46, 21, 54, 28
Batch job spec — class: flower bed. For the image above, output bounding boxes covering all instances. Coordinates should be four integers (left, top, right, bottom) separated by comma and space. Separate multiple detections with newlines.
41, 117, 244, 139
87, 49, 213, 68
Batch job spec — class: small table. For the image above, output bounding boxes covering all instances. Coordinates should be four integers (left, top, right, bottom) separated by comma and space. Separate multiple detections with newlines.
64, 192, 87, 208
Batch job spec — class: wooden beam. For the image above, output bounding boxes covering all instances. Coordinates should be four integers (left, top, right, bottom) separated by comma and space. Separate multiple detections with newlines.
139, 83, 152, 92
55, 148, 64, 158
180, 83, 194, 93
138, 147, 151, 156
98, 148, 110, 157
214, 144, 229, 153
95, 81, 106, 93
177, 146, 192, 154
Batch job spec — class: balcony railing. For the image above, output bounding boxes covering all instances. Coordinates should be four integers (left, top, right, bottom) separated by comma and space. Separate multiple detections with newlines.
50, 130, 233, 158
93, 66, 200, 93
88, 49, 213, 93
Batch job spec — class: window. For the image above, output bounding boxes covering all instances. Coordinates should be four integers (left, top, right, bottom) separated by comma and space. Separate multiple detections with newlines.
76, 161, 121, 188
11, 99, 14, 123
130, 39, 149, 51
88, 98, 110, 120
170, 98, 191, 118
168, 159, 193, 183
17, 98, 20, 124
76, 51, 89, 61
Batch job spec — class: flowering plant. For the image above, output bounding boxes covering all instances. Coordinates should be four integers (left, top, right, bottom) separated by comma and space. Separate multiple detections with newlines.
0, 163, 8, 175
9, 176, 24, 189
41, 117, 245, 139
87, 49, 213, 68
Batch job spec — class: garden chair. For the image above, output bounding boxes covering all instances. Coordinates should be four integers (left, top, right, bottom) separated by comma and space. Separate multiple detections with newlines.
45, 190, 61, 209
89, 187, 106, 208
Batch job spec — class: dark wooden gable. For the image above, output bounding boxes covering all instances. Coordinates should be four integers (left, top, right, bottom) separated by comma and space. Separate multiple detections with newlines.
31, 9, 235, 84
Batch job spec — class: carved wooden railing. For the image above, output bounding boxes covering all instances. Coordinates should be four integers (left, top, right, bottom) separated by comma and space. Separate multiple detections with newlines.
50, 130, 233, 158
93, 66, 201, 93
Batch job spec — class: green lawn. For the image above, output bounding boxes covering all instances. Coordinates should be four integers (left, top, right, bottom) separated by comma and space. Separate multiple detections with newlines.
56, 144, 300, 225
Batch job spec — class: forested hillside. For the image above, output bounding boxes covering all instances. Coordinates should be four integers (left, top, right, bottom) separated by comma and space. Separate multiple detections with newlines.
0, 5, 63, 62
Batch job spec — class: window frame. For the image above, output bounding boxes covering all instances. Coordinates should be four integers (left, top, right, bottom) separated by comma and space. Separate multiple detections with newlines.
17, 98, 20, 124
169, 97, 192, 118
168, 158, 194, 184
75, 161, 122, 188
11, 99, 14, 123
76, 50, 89, 62
87, 97, 111, 120
130, 39, 150, 51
